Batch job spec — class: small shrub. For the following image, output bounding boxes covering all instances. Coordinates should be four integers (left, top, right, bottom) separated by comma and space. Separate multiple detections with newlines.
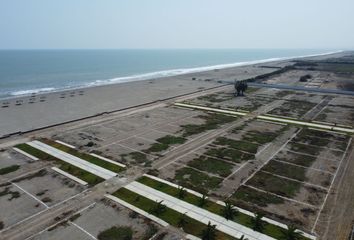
97, 226, 133, 240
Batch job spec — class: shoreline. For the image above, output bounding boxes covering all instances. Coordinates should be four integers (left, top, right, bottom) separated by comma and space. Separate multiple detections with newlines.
0, 50, 343, 100
0, 50, 349, 139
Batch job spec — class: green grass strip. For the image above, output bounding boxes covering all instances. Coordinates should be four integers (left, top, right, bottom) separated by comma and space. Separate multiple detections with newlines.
112, 187, 235, 240
42, 139, 125, 173
15, 143, 104, 185
137, 176, 311, 240
0, 165, 20, 175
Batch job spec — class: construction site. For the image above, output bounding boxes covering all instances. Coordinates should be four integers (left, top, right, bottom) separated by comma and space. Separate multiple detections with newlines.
0, 54, 354, 240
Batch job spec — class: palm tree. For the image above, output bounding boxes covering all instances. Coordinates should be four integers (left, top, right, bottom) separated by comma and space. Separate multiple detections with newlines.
198, 194, 208, 207
222, 202, 238, 220
178, 186, 187, 199
178, 213, 189, 229
251, 213, 265, 232
281, 225, 303, 240
201, 221, 217, 240
150, 200, 166, 216
239, 235, 249, 240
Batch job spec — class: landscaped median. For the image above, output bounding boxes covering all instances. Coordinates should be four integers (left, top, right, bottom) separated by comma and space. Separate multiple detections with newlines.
14, 139, 125, 186
136, 175, 315, 240
110, 187, 236, 240
41, 138, 126, 173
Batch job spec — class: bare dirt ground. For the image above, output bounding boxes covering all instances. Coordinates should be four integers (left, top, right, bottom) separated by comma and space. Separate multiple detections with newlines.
1, 53, 354, 240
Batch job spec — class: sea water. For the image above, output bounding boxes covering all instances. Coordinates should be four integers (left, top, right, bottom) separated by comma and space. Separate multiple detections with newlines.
0, 49, 339, 99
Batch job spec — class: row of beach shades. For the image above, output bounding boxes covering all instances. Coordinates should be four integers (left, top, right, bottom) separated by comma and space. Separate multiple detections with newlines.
1, 90, 85, 108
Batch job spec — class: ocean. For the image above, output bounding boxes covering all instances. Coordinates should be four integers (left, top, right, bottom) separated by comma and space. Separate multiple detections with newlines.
0, 49, 339, 99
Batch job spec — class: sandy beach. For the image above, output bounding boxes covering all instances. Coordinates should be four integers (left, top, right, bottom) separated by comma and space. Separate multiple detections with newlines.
0, 51, 347, 139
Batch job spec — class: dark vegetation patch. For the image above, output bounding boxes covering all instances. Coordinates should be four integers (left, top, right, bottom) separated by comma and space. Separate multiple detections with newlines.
242, 130, 281, 145
274, 152, 316, 168
294, 133, 347, 151
180, 114, 236, 137
187, 155, 234, 177
0, 165, 20, 175
204, 147, 254, 163
299, 74, 312, 82
287, 142, 322, 156
262, 161, 307, 182
97, 226, 133, 240
197, 93, 233, 103
144, 135, 186, 153
268, 101, 316, 117
247, 171, 301, 199
121, 152, 151, 167
213, 137, 259, 154
231, 185, 284, 207
174, 167, 223, 193
0, 187, 21, 201
246, 65, 295, 82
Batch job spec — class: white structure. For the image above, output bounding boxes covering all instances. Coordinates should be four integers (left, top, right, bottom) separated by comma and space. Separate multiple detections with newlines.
90, 153, 126, 168
105, 194, 169, 227
13, 147, 39, 161
55, 140, 76, 149
126, 181, 274, 240
142, 175, 315, 240
175, 102, 354, 134
27, 141, 117, 180
52, 167, 88, 186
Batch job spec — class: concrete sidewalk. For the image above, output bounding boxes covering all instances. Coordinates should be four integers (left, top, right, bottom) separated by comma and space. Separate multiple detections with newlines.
126, 181, 274, 240
28, 140, 117, 179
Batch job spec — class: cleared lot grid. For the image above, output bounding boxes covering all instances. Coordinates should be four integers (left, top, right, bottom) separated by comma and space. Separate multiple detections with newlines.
2, 86, 354, 240
232, 128, 351, 231
0, 167, 87, 231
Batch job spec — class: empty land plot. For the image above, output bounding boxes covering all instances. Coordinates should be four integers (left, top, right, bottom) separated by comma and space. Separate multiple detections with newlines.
173, 166, 223, 193
315, 105, 354, 126
225, 119, 285, 144
268, 100, 317, 118
11, 168, 85, 207
34, 201, 165, 240
246, 171, 327, 206
142, 135, 187, 155
199, 145, 254, 163
293, 132, 348, 151
262, 160, 333, 188
178, 113, 237, 137
213, 137, 260, 154
97, 144, 155, 167
287, 142, 344, 161
182, 90, 276, 112
0, 149, 35, 169
0, 183, 47, 228
186, 155, 236, 178
274, 150, 339, 173
230, 185, 319, 229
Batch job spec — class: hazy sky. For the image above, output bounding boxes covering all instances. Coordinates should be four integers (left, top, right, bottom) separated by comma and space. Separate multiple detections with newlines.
1, 0, 353, 49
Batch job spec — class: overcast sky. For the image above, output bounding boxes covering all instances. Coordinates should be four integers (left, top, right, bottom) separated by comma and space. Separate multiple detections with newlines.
1, 0, 353, 49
